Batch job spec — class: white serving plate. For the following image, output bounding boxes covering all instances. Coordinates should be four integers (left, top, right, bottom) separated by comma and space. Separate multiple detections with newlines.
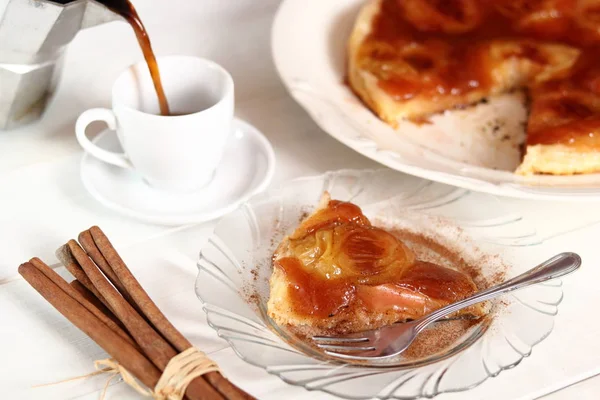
271, 0, 600, 201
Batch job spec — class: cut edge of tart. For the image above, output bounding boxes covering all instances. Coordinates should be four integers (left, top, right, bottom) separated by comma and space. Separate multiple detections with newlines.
267, 192, 487, 337
516, 144, 600, 175
347, 0, 600, 176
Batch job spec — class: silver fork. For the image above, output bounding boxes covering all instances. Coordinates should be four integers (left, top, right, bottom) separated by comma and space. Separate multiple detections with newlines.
313, 252, 581, 361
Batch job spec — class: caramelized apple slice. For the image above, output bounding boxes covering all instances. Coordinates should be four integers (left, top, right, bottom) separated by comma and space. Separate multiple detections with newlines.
496, 0, 573, 37
399, 0, 484, 33
290, 198, 370, 240
358, 261, 484, 320
274, 257, 356, 318
289, 224, 415, 285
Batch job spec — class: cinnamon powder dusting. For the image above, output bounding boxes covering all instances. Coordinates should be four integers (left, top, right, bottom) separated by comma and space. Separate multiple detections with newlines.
248, 292, 260, 305
368, 219, 508, 361
387, 225, 507, 290
402, 319, 482, 360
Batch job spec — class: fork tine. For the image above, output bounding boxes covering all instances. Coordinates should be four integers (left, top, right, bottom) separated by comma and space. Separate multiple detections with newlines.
316, 343, 376, 352
312, 336, 369, 343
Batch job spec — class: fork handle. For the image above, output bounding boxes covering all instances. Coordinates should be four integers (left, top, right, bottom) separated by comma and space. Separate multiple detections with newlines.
415, 252, 581, 332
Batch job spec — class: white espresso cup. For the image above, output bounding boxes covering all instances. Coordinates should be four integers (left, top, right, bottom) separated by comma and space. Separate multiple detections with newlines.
76, 56, 234, 192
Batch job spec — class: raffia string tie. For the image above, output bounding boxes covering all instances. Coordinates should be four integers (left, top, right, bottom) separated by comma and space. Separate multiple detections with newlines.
33, 348, 220, 400
95, 358, 153, 398
153, 347, 221, 400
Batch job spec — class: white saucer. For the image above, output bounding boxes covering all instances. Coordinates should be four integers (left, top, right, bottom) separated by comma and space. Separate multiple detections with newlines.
81, 118, 276, 226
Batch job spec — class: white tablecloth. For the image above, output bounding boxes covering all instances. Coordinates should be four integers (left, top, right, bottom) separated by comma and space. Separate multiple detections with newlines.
1, 1, 598, 399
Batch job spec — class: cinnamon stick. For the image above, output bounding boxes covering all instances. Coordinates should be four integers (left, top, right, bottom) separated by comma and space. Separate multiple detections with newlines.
28, 257, 136, 349
88, 226, 190, 351
70, 280, 124, 331
88, 226, 253, 400
19, 262, 162, 389
78, 230, 144, 317
56, 245, 109, 309
66, 239, 224, 400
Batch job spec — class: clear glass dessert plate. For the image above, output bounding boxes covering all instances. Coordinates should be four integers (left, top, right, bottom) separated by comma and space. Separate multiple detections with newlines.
195, 169, 565, 399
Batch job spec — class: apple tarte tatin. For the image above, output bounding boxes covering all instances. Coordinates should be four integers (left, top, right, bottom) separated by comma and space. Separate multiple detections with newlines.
348, 0, 600, 175
267, 193, 486, 335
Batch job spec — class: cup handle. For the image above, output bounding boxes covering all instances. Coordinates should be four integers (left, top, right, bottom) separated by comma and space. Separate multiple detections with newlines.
75, 108, 132, 169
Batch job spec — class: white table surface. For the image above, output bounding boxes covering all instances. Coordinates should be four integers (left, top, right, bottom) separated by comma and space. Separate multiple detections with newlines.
1, 0, 599, 399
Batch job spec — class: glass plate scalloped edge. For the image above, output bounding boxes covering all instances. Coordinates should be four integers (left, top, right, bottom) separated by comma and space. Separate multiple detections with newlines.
195, 169, 565, 399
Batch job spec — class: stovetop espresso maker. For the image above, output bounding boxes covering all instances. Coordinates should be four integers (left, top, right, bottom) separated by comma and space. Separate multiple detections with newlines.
0, 0, 121, 130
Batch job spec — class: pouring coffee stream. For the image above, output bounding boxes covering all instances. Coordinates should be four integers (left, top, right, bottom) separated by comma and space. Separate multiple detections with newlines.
0, 0, 171, 130
95, 0, 171, 116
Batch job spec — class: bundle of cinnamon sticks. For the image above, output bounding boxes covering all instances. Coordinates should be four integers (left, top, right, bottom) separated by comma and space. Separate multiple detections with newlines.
18, 226, 253, 400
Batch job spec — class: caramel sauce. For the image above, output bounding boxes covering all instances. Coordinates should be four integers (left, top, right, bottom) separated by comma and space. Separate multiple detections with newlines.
99, 0, 171, 115
527, 81, 600, 147
364, 0, 597, 97
359, 0, 600, 149
395, 260, 477, 302
276, 257, 356, 318
528, 118, 600, 148
275, 199, 479, 319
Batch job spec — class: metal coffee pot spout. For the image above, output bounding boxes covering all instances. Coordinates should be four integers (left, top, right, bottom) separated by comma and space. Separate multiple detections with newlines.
83, 1, 124, 29
0, 0, 123, 130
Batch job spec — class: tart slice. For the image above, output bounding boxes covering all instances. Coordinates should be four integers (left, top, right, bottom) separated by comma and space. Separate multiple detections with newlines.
517, 80, 600, 175
267, 193, 487, 336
